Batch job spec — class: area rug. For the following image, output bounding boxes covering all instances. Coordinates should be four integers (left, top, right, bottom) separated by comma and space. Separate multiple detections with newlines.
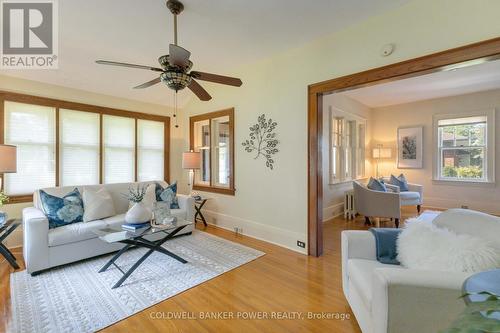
10, 230, 264, 333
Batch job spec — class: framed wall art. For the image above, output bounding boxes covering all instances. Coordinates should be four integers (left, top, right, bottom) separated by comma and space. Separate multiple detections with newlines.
397, 126, 423, 169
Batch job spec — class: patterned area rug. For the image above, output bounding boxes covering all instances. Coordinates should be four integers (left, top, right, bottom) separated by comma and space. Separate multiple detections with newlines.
10, 231, 264, 333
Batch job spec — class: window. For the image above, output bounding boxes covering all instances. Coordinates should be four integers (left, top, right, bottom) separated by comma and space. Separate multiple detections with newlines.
329, 107, 366, 184
435, 112, 495, 183
4, 101, 56, 195
60, 109, 100, 186
103, 115, 135, 184
190, 108, 234, 195
1, 92, 170, 202
137, 119, 165, 181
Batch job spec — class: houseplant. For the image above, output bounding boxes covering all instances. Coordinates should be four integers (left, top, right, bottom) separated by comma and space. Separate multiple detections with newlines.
0, 190, 9, 225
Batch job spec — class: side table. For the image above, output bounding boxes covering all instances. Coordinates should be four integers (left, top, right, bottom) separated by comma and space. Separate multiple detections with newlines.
194, 198, 209, 226
0, 219, 21, 269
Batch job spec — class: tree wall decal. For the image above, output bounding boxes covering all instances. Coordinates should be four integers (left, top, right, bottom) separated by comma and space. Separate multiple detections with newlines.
242, 114, 279, 169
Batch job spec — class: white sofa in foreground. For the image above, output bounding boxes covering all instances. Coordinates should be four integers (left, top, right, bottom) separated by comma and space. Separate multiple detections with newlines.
342, 210, 473, 333
23, 181, 195, 275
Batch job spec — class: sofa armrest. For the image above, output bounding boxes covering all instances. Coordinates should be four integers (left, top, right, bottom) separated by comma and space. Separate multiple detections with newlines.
22, 207, 50, 274
177, 194, 195, 222
407, 183, 423, 204
371, 268, 469, 333
341, 230, 376, 297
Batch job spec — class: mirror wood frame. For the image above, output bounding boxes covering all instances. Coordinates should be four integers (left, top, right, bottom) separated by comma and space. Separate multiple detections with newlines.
307, 37, 500, 256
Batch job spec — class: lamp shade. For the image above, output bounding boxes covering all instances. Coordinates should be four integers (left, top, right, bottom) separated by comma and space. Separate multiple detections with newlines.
182, 151, 201, 169
0, 145, 17, 173
372, 148, 392, 159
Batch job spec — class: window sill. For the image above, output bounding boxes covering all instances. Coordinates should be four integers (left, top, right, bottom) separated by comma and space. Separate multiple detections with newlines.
193, 185, 235, 196
329, 177, 367, 186
432, 178, 496, 187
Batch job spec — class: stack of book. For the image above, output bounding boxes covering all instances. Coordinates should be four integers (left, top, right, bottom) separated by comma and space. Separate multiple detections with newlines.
122, 222, 150, 232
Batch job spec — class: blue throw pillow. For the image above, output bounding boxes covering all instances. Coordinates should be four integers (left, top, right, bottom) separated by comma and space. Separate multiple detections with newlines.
155, 182, 179, 209
367, 177, 387, 192
390, 174, 409, 191
40, 188, 84, 229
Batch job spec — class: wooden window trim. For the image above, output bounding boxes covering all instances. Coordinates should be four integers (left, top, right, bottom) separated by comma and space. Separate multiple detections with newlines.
0, 90, 170, 203
189, 108, 235, 195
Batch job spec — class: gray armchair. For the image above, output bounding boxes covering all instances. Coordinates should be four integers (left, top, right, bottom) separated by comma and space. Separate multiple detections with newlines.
353, 181, 401, 227
353, 180, 424, 228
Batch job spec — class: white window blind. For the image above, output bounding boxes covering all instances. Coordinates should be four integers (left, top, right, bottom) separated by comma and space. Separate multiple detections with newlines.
103, 115, 135, 184
137, 119, 164, 181
59, 109, 100, 186
4, 101, 56, 195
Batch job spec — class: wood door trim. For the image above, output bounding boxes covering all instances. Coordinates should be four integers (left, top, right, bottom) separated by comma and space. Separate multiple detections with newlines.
307, 37, 500, 257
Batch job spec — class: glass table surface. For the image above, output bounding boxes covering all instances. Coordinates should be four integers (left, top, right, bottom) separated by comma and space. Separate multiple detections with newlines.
93, 219, 192, 244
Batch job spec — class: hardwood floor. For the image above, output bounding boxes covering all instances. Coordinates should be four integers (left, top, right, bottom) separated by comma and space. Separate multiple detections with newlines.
0, 207, 423, 333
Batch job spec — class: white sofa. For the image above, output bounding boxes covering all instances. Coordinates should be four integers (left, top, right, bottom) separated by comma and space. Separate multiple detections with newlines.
341, 210, 470, 333
23, 181, 195, 275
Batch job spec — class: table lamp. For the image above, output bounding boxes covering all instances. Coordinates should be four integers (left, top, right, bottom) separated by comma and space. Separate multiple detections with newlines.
182, 151, 201, 195
0, 144, 17, 224
372, 145, 391, 178
0, 144, 17, 191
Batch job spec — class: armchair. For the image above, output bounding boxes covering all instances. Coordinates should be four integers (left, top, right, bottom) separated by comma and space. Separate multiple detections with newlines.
353, 181, 401, 227
382, 178, 424, 214
353, 180, 424, 228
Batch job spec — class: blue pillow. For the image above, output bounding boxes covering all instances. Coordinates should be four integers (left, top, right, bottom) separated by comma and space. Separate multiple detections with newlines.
390, 174, 409, 191
367, 177, 387, 192
40, 188, 84, 229
155, 182, 179, 209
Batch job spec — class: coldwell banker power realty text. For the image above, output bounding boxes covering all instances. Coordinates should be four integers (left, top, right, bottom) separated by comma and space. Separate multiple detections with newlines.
1, 0, 58, 69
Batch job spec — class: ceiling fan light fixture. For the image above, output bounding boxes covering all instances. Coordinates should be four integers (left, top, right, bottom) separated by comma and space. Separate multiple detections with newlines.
161, 71, 192, 91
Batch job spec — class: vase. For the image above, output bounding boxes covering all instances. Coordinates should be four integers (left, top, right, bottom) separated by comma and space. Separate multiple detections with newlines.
125, 202, 152, 224
0, 211, 7, 226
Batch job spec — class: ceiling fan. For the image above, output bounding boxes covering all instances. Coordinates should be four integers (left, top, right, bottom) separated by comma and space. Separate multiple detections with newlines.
95, 0, 242, 102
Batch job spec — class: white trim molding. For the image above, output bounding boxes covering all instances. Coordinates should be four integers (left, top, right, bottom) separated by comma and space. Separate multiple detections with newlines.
432, 108, 496, 184
201, 209, 308, 254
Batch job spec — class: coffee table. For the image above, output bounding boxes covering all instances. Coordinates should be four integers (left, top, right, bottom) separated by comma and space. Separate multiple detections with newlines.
94, 219, 192, 288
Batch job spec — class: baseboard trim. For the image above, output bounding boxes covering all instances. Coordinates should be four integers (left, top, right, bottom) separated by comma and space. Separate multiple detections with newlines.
322, 202, 344, 223
423, 196, 500, 215
202, 209, 307, 255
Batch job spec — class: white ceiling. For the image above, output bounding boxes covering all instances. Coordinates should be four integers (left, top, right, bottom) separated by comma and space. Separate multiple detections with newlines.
342, 59, 500, 108
0, 0, 410, 107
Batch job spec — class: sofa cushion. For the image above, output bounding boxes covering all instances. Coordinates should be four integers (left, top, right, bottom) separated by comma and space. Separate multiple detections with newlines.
348, 259, 402, 310
367, 177, 387, 192
155, 181, 180, 209
102, 214, 126, 228
389, 174, 409, 191
83, 187, 116, 222
48, 220, 106, 246
40, 188, 84, 229
399, 191, 420, 201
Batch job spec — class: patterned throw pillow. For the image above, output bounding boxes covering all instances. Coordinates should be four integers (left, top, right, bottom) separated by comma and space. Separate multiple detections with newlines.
367, 177, 387, 192
155, 182, 180, 209
40, 188, 84, 229
389, 174, 409, 191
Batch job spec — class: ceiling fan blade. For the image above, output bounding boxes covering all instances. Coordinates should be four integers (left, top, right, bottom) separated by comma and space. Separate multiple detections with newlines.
188, 79, 212, 101
190, 71, 242, 87
96, 60, 163, 72
133, 77, 161, 89
169, 44, 191, 67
